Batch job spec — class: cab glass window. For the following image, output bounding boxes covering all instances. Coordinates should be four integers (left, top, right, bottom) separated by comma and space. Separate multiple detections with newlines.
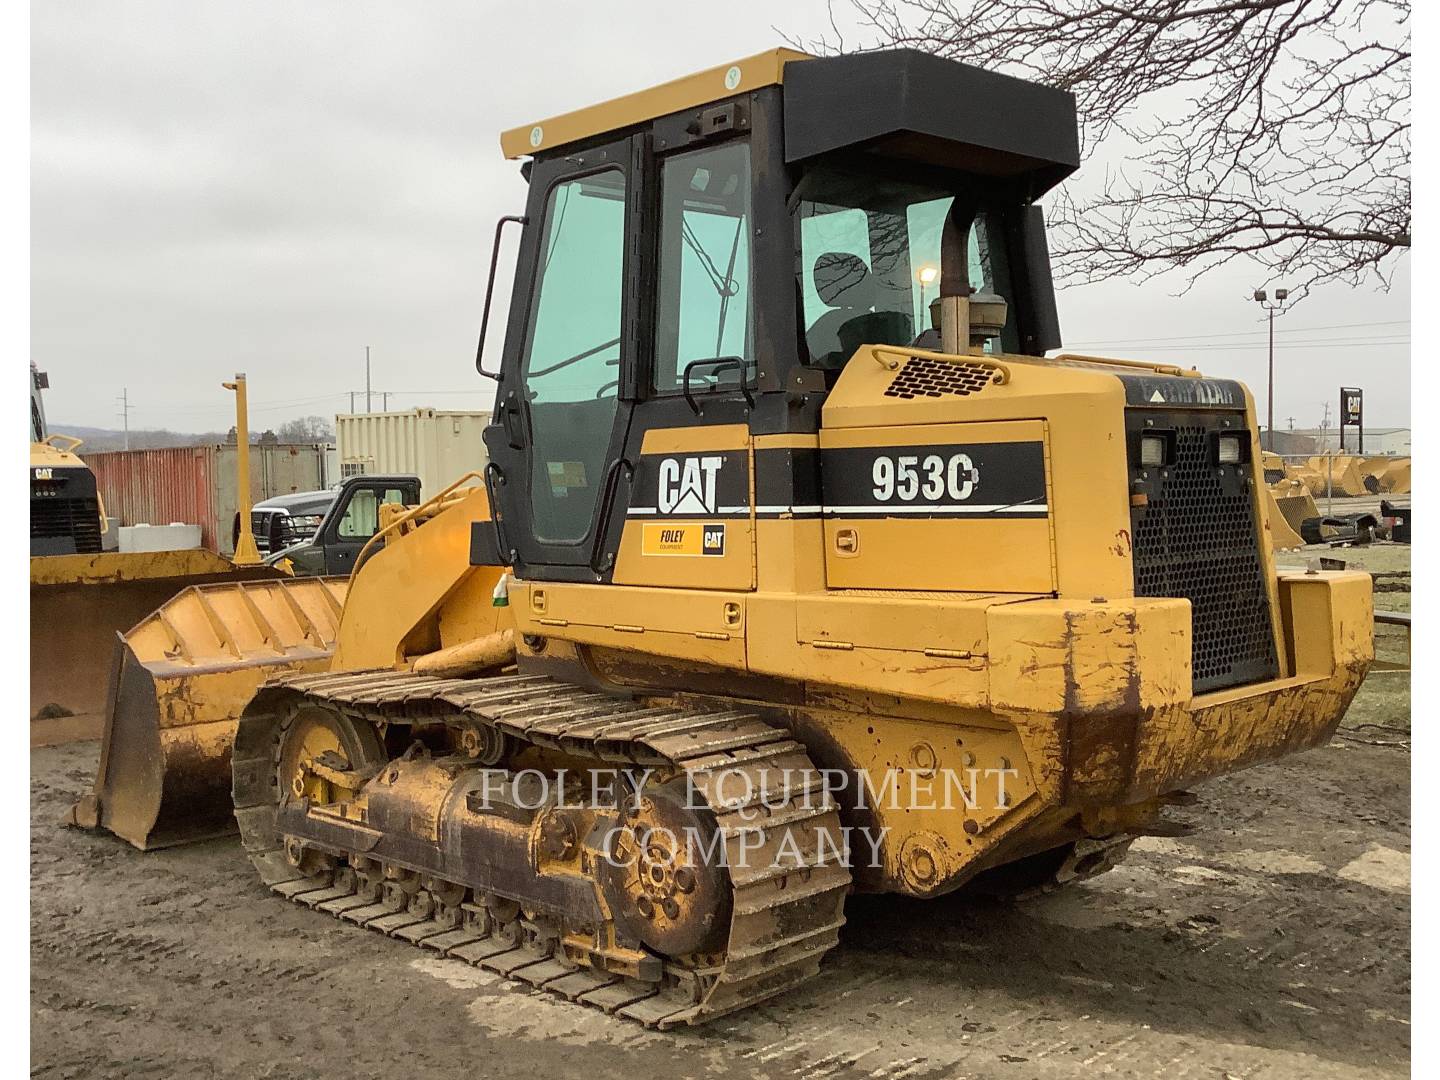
337, 487, 408, 540
522, 168, 628, 544
795, 167, 1003, 367
654, 141, 753, 393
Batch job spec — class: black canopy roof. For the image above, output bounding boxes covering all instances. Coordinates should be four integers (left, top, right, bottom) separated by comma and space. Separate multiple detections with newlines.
783, 50, 1079, 200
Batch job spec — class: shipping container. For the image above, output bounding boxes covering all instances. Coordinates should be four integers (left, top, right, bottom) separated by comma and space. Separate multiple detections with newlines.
83, 443, 330, 555
335, 409, 488, 497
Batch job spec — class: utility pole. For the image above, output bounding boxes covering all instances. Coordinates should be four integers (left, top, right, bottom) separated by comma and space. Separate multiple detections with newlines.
366, 345, 372, 414
349, 391, 356, 414
116, 388, 131, 450
381, 391, 390, 411
1252, 288, 1289, 451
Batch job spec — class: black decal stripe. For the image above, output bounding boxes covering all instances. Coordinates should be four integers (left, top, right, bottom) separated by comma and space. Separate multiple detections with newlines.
755, 447, 821, 510
821, 440, 1047, 515
626, 508, 753, 520
1114, 372, 1246, 409
626, 449, 750, 519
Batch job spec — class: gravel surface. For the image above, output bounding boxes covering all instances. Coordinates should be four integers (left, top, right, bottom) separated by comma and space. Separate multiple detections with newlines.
32, 678, 1410, 1079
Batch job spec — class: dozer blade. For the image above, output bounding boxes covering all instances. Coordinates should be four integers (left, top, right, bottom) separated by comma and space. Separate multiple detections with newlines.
66, 576, 347, 850
31, 549, 289, 745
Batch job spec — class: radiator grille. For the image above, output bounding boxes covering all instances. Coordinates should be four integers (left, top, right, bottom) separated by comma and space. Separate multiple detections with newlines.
1130, 417, 1278, 693
31, 496, 103, 554
884, 358, 996, 400
252, 510, 277, 553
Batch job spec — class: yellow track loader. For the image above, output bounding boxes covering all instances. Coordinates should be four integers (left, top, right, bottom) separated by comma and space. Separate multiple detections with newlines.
71, 48, 1372, 1028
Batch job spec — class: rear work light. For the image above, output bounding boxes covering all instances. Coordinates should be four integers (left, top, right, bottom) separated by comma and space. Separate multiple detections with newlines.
1140, 434, 1167, 467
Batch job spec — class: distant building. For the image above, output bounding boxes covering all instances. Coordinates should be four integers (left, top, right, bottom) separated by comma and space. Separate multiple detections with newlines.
1265, 427, 1411, 456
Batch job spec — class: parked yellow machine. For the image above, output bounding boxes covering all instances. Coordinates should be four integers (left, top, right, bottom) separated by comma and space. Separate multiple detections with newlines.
30, 371, 287, 742
70, 48, 1372, 1028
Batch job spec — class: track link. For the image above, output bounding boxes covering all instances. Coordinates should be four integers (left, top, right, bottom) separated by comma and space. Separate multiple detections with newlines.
232, 670, 852, 1028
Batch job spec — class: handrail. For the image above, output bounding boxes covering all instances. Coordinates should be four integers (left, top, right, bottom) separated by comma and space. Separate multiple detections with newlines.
866, 345, 1011, 385
474, 214, 527, 381
41, 433, 84, 454
349, 470, 487, 581
590, 456, 633, 573
1049, 352, 1197, 378
36, 433, 109, 534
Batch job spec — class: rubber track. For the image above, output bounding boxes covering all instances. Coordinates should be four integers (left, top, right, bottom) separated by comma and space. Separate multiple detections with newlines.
232, 670, 852, 1028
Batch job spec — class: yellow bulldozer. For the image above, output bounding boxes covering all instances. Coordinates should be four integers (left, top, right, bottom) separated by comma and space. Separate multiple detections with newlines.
68, 48, 1372, 1028
30, 366, 288, 743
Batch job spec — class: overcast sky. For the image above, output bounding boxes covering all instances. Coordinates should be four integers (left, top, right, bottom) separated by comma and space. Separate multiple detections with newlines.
32, 1, 1410, 434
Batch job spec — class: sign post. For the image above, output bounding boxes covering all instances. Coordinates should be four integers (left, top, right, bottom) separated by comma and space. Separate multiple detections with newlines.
1339, 387, 1364, 452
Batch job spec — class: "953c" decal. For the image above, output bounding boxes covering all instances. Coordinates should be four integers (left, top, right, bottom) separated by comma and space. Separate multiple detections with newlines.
870, 453, 979, 503
822, 441, 1048, 518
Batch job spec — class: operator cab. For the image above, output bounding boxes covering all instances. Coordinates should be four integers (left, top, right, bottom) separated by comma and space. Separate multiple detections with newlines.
479, 48, 1078, 582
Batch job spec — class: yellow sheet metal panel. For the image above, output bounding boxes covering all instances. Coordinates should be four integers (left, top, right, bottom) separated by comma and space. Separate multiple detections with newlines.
499, 49, 811, 158
754, 518, 828, 594
822, 349, 1134, 599
333, 487, 495, 671
435, 565, 510, 650
613, 518, 753, 589
794, 590, 1015, 656
819, 419, 1056, 593
986, 596, 1192, 714
509, 579, 746, 669
614, 423, 755, 590
1278, 569, 1373, 677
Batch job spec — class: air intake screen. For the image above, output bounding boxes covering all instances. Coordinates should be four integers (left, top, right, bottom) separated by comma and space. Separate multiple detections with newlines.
884, 358, 996, 400
1129, 414, 1278, 693
31, 496, 103, 554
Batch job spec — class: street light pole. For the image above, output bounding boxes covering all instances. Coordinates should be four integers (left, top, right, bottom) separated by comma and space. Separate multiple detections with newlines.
1267, 305, 1274, 450
1252, 288, 1289, 451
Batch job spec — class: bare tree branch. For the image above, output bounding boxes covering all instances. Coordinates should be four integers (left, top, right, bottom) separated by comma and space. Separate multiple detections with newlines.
795, 0, 1410, 295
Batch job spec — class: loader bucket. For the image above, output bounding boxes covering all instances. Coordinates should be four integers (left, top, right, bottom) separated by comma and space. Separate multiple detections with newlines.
1270, 484, 1320, 542
1263, 489, 1306, 550
1379, 459, 1411, 494
31, 549, 289, 745
66, 576, 348, 850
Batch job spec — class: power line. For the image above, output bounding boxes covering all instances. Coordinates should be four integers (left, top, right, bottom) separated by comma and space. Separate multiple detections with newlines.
1109, 339, 1409, 352
1065, 318, 1410, 348
131, 392, 350, 421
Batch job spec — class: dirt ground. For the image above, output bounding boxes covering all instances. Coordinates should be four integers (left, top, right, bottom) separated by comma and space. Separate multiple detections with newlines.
31, 666, 1410, 1079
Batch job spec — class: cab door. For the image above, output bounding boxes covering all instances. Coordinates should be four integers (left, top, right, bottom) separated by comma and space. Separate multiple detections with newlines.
486, 137, 644, 582
318, 476, 421, 575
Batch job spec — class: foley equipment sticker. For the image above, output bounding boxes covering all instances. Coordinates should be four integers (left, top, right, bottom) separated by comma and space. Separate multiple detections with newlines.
641, 522, 727, 556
